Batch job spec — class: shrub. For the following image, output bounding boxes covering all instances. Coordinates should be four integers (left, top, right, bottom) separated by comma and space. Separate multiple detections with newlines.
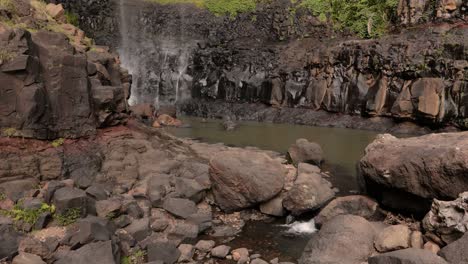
65, 10, 79, 26
300, 0, 399, 38
55, 207, 81, 226
1, 203, 55, 226
51, 138, 65, 148
0, 0, 15, 14
121, 250, 147, 264
2, 127, 17, 137
147, 0, 258, 17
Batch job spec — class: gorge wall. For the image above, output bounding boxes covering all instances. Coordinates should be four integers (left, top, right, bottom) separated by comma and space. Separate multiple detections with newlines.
54, 0, 467, 129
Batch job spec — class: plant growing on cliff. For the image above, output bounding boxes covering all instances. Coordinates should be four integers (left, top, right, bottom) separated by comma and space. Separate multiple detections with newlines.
51, 138, 65, 148
1, 203, 55, 227
0, 0, 15, 14
2, 127, 17, 137
121, 250, 147, 264
55, 207, 81, 226
65, 10, 79, 26
300, 0, 399, 38
147, 0, 258, 17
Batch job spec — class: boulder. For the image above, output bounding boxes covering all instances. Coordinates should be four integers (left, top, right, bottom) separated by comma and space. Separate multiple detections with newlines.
283, 166, 335, 215
368, 248, 448, 264
211, 245, 231, 258
162, 198, 197, 219
232, 248, 250, 263
360, 132, 468, 214
287, 138, 324, 166
124, 217, 151, 242
95, 198, 122, 218
423, 192, 468, 244
260, 195, 286, 217
424, 241, 440, 254
45, 4, 64, 20
195, 240, 216, 252
315, 195, 381, 226
438, 232, 468, 264
374, 225, 411, 252
147, 242, 181, 264
177, 244, 194, 262
156, 114, 182, 127
72, 217, 112, 245
299, 215, 377, 264
251, 259, 269, 264
12, 252, 46, 264
209, 150, 285, 212
174, 177, 206, 203
55, 241, 116, 264
0, 225, 22, 259
52, 187, 87, 215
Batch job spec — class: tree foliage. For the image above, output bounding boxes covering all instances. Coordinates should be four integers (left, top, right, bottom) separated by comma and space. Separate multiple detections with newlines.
301, 0, 399, 38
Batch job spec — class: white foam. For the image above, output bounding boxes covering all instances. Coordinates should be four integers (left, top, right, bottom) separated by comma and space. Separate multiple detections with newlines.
283, 218, 318, 235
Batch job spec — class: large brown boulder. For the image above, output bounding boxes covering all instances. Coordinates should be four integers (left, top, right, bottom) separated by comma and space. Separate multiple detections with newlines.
438, 232, 468, 264
209, 149, 285, 212
287, 139, 324, 166
368, 248, 448, 264
299, 215, 377, 264
283, 163, 336, 215
360, 132, 468, 213
315, 195, 381, 226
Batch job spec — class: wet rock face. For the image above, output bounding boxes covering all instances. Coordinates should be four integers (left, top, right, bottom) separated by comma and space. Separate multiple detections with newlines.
359, 132, 468, 213
0, 24, 130, 139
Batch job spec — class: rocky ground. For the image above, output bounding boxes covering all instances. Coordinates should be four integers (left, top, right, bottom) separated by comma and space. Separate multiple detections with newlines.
1, 1, 468, 264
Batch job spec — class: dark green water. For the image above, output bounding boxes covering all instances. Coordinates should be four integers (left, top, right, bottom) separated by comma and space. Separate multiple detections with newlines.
165, 116, 379, 195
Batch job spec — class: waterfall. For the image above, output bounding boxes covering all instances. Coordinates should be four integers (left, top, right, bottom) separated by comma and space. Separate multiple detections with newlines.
117, 0, 195, 108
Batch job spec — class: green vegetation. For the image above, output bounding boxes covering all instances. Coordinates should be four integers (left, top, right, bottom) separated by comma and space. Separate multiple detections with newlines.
147, 0, 258, 17
51, 138, 65, 148
2, 127, 17, 137
0, 203, 55, 226
55, 207, 81, 226
0, 192, 5, 201
0, 0, 15, 13
65, 10, 79, 26
300, 0, 399, 38
121, 250, 147, 264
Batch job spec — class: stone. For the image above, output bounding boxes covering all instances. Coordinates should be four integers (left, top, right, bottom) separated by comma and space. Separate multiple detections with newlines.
315, 195, 381, 226
130, 103, 154, 119
439, 232, 468, 264
18, 237, 51, 259
162, 198, 197, 219
232, 248, 249, 263
283, 168, 335, 215
147, 242, 181, 264
45, 3, 64, 20
12, 252, 46, 264
73, 217, 111, 245
150, 218, 169, 232
174, 177, 206, 203
0, 224, 22, 259
299, 215, 376, 264
423, 192, 468, 244
424, 241, 440, 254
55, 241, 116, 264
52, 187, 87, 215
251, 259, 269, 264
375, 225, 411, 252
209, 149, 285, 212
156, 114, 182, 127
186, 211, 213, 232
168, 222, 199, 240
260, 195, 286, 217
211, 245, 231, 258
195, 240, 216, 252
178, 244, 194, 262
124, 217, 151, 241
85, 185, 108, 201
95, 198, 122, 218
360, 132, 468, 214
368, 248, 448, 264
410, 231, 424, 249
287, 138, 324, 166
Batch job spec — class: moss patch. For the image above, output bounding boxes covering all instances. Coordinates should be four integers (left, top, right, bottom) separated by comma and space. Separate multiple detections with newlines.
146, 0, 258, 17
